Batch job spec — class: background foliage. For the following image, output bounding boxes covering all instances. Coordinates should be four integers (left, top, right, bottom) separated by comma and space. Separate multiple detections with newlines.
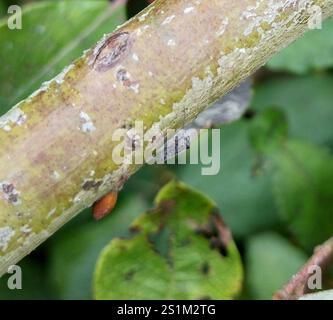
0, 0, 332, 299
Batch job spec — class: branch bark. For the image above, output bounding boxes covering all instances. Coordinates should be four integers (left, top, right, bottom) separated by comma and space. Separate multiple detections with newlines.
274, 237, 333, 300
1, 0, 333, 276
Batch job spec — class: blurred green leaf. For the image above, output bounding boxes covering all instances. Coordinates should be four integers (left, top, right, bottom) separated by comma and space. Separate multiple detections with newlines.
94, 181, 243, 300
249, 108, 288, 155
271, 140, 333, 251
178, 120, 278, 238
249, 110, 333, 251
246, 232, 307, 299
0, 0, 126, 112
0, 2, 6, 18
267, 19, 333, 74
252, 74, 333, 149
48, 195, 147, 300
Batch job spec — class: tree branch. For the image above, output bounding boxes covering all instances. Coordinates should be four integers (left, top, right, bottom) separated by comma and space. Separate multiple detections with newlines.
1, 0, 333, 276
274, 237, 333, 300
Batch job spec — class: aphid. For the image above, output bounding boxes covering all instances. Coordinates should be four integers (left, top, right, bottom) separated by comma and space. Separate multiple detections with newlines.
93, 191, 118, 220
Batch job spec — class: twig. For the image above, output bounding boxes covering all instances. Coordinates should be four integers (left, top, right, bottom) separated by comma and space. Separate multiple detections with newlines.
274, 237, 333, 300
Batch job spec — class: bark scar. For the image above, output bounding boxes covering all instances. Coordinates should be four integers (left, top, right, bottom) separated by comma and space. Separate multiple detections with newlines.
89, 32, 132, 72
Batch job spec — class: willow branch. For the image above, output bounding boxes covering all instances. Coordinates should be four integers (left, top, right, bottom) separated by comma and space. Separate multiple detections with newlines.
1, 0, 333, 276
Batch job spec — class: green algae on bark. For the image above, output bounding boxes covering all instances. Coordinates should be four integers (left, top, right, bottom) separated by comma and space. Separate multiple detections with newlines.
1, 0, 333, 276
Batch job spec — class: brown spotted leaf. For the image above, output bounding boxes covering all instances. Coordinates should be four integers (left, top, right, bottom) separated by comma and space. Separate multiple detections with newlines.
94, 181, 243, 300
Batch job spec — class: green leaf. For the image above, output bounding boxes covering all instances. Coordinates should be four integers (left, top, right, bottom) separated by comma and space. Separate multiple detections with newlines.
249, 108, 288, 155
94, 181, 243, 300
267, 19, 333, 74
249, 110, 333, 251
0, 2, 6, 18
178, 120, 278, 238
271, 140, 333, 251
48, 195, 147, 300
0, 0, 127, 112
246, 232, 307, 300
252, 74, 333, 149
